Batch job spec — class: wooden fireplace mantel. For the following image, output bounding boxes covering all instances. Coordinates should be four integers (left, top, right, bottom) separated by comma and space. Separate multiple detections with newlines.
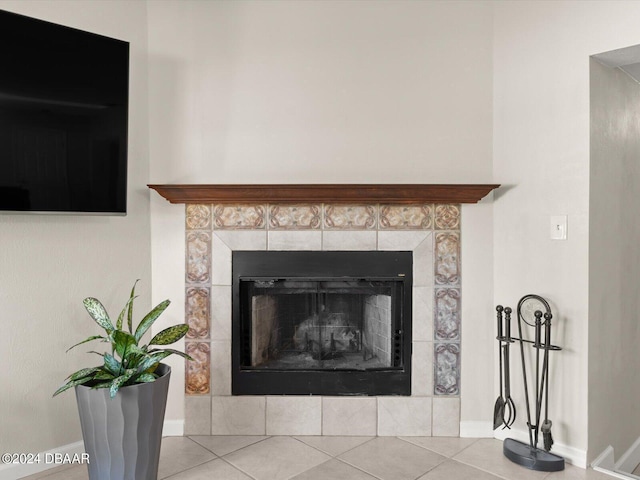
148, 184, 499, 205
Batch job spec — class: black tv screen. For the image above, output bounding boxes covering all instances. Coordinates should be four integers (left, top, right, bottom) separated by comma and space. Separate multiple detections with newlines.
0, 10, 129, 214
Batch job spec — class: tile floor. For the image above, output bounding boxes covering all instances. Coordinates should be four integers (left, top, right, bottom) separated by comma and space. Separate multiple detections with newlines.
21, 436, 613, 480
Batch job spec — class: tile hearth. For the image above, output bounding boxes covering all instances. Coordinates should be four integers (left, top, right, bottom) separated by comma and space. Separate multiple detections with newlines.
183, 203, 462, 437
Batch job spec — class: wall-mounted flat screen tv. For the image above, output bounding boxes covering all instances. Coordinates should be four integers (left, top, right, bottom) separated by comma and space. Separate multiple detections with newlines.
0, 10, 129, 214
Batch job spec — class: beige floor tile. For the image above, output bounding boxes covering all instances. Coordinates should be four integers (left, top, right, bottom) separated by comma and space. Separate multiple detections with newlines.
453, 439, 548, 480
18, 463, 80, 480
164, 458, 252, 479
339, 437, 446, 480
546, 464, 622, 479
19, 464, 88, 480
21, 436, 610, 480
224, 436, 331, 480
158, 436, 217, 479
294, 436, 374, 456
399, 436, 478, 458
290, 458, 378, 480
189, 435, 269, 456
418, 459, 503, 479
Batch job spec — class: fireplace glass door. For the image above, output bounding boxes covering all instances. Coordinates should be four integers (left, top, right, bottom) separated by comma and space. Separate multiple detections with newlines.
242, 279, 402, 371
232, 251, 412, 396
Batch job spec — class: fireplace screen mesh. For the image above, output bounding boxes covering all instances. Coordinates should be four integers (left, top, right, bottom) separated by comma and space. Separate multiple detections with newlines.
241, 280, 401, 371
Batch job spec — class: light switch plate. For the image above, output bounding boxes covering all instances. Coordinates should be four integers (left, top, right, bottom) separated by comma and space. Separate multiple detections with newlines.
550, 215, 567, 240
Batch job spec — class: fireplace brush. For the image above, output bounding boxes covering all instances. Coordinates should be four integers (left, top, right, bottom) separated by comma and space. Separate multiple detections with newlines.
495, 294, 564, 472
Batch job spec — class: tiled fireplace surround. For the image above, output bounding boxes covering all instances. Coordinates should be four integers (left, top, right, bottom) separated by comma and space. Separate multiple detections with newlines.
183, 203, 461, 437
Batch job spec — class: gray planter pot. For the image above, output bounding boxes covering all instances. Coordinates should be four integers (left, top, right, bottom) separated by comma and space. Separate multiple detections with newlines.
75, 364, 171, 480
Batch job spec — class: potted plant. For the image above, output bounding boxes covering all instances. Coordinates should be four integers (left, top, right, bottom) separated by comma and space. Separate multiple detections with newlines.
54, 281, 192, 480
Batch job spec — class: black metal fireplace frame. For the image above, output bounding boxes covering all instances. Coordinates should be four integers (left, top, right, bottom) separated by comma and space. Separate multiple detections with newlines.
232, 250, 412, 396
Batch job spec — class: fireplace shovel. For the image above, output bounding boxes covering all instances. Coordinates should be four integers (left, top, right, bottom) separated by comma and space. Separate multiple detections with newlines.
503, 307, 516, 429
493, 306, 505, 430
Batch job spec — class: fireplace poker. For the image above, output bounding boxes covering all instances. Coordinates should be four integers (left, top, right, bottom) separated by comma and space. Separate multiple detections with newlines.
502, 307, 516, 429
493, 305, 506, 430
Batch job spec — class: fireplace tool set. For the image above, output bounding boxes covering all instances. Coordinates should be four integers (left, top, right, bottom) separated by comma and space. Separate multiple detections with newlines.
494, 294, 565, 472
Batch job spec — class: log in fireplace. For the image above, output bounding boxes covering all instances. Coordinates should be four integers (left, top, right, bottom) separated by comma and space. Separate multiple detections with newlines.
232, 250, 412, 395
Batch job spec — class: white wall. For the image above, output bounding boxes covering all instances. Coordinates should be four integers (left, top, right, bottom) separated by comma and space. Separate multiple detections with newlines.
147, 0, 495, 425
0, 0, 150, 455
589, 59, 640, 460
493, 0, 640, 461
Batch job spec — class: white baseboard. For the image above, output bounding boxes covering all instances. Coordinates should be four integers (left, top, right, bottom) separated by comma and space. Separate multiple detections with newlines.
460, 421, 494, 438
163, 419, 184, 437
493, 426, 587, 468
0, 420, 184, 480
0, 441, 85, 480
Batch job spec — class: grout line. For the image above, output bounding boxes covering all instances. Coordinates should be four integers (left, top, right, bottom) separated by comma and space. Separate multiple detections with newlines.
333, 456, 384, 480
159, 437, 218, 479
218, 435, 272, 458
450, 438, 481, 459
264, 396, 267, 435
451, 439, 517, 480
217, 455, 260, 480
336, 455, 385, 480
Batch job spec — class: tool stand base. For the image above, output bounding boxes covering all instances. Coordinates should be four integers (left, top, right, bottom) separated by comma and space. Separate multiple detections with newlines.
503, 438, 565, 472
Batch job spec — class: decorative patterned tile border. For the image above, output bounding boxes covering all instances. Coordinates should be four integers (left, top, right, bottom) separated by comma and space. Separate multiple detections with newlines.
435, 343, 460, 395
186, 287, 210, 339
184, 203, 462, 420
324, 205, 377, 230
185, 341, 211, 395
379, 205, 432, 230
434, 232, 460, 286
186, 204, 212, 230
434, 288, 460, 342
434, 204, 460, 230
213, 204, 266, 229
269, 204, 321, 230
186, 231, 211, 284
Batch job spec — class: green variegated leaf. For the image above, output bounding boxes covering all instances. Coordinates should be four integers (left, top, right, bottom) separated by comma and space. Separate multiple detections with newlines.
109, 369, 136, 398
103, 353, 121, 376
122, 344, 147, 369
149, 324, 189, 346
127, 344, 147, 356
116, 294, 138, 331
148, 348, 194, 362
112, 330, 137, 360
134, 373, 156, 383
66, 335, 107, 353
67, 366, 101, 381
134, 299, 171, 342
127, 280, 139, 333
91, 382, 112, 390
93, 370, 115, 381
53, 376, 94, 397
136, 351, 171, 374
83, 297, 114, 333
